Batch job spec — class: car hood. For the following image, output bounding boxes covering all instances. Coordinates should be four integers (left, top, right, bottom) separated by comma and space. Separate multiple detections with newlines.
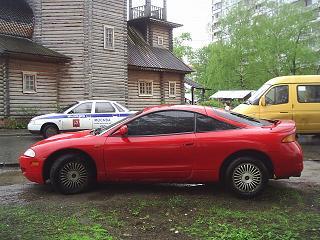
31, 113, 63, 121
32, 130, 92, 147
233, 104, 259, 116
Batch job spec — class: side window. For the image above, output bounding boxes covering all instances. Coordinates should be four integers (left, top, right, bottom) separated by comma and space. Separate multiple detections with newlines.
114, 103, 125, 112
69, 103, 92, 114
297, 85, 320, 103
104, 26, 114, 50
95, 102, 115, 113
265, 85, 289, 105
127, 111, 195, 136
23, 72, 37, 93
196, 114, 237, 132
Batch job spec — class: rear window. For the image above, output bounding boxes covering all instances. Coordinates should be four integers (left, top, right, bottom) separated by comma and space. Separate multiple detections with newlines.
212, 108, 272, 127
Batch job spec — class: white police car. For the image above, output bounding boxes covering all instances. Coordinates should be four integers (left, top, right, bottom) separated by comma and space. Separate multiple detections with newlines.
28, 100, 135, 138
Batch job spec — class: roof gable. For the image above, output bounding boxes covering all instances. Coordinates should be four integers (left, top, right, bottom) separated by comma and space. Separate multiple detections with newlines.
0, 34, 70, 63
127, 26, 193, 73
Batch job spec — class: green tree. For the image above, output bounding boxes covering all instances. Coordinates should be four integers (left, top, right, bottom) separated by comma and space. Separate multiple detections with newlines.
194, 1, 320, 95
173, 32, 194, 62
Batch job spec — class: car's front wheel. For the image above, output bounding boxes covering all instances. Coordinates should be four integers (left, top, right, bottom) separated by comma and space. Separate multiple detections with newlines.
50, 154, 94, 194
225, 157, 268, 198
42, 124, 59, 139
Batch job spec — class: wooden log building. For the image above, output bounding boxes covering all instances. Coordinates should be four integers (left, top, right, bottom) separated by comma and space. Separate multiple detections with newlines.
0, 0, 192, 121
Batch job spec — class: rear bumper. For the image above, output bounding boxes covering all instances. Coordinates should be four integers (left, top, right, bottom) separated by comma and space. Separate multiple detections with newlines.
19, 156, 44, 184
273, 141, 303, 179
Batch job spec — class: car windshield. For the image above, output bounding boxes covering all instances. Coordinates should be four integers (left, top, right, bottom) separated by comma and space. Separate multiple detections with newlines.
213, 108, 273, 126
58, 102, 78, 113
94, 111, 142, 135
246, 84, 271, 105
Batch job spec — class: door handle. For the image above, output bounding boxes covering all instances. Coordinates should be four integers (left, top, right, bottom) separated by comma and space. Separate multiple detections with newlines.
280, 112, 289, 114
183, 142, 194, 147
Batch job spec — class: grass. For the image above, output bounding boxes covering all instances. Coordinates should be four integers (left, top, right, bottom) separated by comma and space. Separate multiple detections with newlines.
0, 184, 319, 239
0, 205, 116, 240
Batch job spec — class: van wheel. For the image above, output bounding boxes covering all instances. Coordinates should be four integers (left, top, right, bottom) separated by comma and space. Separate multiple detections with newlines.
42, 124, 59, 138
225, 157, 268, 198
50, 154, 94, 194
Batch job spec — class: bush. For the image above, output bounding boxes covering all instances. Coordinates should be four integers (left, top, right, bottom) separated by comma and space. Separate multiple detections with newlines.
1, 118, 29, 129
199, 100, 224, 108
199, 99, 243, 110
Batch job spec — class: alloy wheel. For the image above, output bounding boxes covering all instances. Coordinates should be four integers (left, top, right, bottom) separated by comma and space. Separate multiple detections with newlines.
60, 161, 88, 190
232, 163, 262, 193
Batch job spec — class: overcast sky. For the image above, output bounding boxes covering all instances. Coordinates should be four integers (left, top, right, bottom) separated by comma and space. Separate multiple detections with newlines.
134, 0, 212, 49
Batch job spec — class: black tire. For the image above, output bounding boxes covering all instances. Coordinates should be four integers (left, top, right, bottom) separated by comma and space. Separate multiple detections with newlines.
49, 153, 95, 194
225, 157, 269, 198
42, 124, 59, 139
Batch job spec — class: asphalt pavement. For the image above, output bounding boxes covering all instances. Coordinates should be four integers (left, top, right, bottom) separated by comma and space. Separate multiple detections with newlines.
0, 131, 319, 166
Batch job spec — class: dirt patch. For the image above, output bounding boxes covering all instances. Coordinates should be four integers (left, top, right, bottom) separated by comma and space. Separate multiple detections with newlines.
0, 168, 320, 239
0, 170, 25, 186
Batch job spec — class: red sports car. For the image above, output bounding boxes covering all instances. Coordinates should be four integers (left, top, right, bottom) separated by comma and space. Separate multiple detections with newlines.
20, 105, 303, 198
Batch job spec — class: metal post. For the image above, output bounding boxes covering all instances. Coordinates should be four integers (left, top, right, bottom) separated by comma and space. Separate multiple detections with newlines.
202, 89, 205, 102
145, 0, 151, 17
191, 87, 194, 105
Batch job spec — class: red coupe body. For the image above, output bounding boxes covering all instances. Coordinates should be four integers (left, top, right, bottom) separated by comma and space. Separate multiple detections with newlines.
20, 105, 303, 196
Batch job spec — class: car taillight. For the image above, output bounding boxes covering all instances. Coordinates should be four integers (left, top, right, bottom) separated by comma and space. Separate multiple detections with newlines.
282, 134, 296, 143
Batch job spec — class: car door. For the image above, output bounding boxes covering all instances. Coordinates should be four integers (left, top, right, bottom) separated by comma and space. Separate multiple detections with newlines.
104, 110, 196, 180
93, 102, 118, 129
62, 102, 93, 131
194, 113, 241, 182
293, 84, 320, 134
259, 85, 293, 121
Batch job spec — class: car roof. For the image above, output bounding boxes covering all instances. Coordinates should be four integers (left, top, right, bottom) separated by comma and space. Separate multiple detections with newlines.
265, 75, 320, 85
142, 105, 207, 114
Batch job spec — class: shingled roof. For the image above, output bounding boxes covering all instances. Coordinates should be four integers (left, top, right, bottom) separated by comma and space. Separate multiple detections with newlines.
0, 0, 34, 38
0, 34, 70, 62
128, 26, 193, 73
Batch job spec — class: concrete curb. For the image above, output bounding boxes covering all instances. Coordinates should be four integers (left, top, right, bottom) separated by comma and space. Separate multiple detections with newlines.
0, 163, 19, 168
0, 130, 31, 137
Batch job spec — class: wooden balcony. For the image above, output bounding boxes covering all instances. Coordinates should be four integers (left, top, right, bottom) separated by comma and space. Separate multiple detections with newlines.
129, 1, 167, 21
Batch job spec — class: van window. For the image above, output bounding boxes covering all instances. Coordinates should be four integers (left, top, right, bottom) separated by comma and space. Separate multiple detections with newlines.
246, 84, 270, 105
297, 85, 320, 103
265, 85, 289, 105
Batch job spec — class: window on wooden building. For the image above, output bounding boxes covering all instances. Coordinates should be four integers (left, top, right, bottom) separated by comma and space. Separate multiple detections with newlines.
169, 81, 176, 97
138, 81, 153, 96
104, 26, 114, 49
23, 72, 37, 93
157, 36, 164, 46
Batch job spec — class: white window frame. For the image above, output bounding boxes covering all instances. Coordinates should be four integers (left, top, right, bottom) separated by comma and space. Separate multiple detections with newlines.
104, 25, 115, 50
169, 81, 177, 98
22, 71, 37, 94
138, 80, 154, 97
157, 36, 164, 46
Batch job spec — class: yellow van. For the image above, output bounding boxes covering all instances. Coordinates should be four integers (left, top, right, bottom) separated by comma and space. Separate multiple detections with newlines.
233, 75, 320, 134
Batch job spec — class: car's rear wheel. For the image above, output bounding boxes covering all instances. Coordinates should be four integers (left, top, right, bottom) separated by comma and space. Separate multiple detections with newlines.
50, 154, 94, 194
225, 157, 268, 198
42, 124, 59, 139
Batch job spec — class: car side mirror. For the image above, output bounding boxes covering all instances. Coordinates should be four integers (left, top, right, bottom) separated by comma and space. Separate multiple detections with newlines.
119, 125, 128, 137
260, 96, 266, 107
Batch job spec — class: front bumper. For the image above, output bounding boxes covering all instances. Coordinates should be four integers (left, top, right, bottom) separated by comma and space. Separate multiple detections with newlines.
19, 155, 44, 184
27, 122, 42, 134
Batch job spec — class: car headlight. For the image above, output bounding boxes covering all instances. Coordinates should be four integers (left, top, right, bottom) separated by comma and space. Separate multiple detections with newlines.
24, 149, 36, 158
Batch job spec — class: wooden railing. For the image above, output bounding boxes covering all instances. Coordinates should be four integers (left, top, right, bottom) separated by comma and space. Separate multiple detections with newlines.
131, 5, 146, 19
131, 5, 166, 20
151, 5, 163, 19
